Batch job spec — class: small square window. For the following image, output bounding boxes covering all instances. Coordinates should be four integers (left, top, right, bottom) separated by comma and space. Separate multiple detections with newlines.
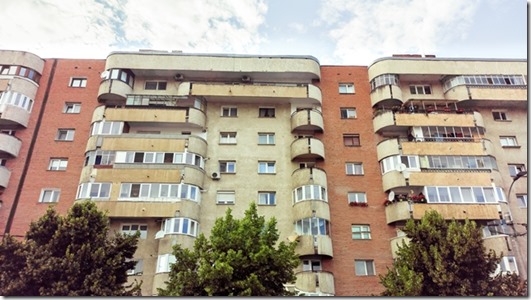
352, 225, 371, 240
56, 129, 75, 141
500, 136, 518, 147
348, 192, 367, 204
516, 194, 527, 208
346, 162, 364, 175
64, 102, 81, 114
339, 83, 355, 94
258, 133, 275, 145
258, 192, 276, 205
508, 164, 526, 177
39, 189, 60, 203
69, 78, 87, 87
340, 108, 357, 119
220, 132, 237, 144
343, 134, 360, 146
259, 108, 275, 118
219, 161, 236, 173
221, 107, 238, 117
492, 111, 509, 121
216, 191, 235, 205
355, 260, 375, 276
258, 161, 276, 174
48, 158, 68, 171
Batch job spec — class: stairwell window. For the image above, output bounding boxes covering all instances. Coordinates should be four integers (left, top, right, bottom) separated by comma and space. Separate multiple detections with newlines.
352, 225, 371, 240
69, 78, 87, 87
56, 129, 75, 141
339, 83, 355, 94
340, 108, 357, 119
63, 102, 81, 113
346, 162, 364, 175
355, 260, 375, 276
348, 192, 367, 204
343, 134, 360, 146
48, 158, 68, 171
39, 189, 60, 203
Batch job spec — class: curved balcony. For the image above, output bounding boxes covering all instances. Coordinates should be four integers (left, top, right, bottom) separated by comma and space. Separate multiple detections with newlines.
187, 135, 208, 157
97, 79, 133, 102
157, 234, 196, 254
483, 235, 510, 256
376, 138, 400, 161
390, 235, 410, 259
101, 107, 206, 129
385, 201, 500, 224
382, 170, 493, 192
0, 104, 30, 127
0, 50, 44, 74
292, 200, 330, 221
295, 271, 335, 296
370, 84, 403, 107
291, 167, 327, 189
373, 110, 396, 134
296, 235, 333, 257
291, 137, 325, 160
444, 85, 527, 104
0, 165, 11, 188
0, 133, 21, 158
291, 109, 324, 132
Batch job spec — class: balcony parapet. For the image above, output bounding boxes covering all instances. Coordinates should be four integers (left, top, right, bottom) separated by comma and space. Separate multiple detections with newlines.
291, 137, 325, 160
0, 104, 30, 127
291, 167, 327, 189
294, 271, 335, 296
0, 165, 11, 188
444, 85, 527, 104
295, 235, 333, 257
370, 84, 403, 107
291, 109, 324, 132
0, 133, 21, 158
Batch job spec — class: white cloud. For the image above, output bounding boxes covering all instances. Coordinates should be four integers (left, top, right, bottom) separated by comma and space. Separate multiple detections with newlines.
318, 0, 481, 65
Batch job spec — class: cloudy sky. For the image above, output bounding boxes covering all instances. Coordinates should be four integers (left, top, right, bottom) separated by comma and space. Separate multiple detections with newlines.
0, 0, 527, 65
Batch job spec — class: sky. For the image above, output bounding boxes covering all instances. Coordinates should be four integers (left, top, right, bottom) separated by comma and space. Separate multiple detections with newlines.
0, 0, 527, 65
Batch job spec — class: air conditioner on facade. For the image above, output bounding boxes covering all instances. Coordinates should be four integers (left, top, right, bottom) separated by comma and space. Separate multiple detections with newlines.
241, 75, 251, 82
174, 73, 184, 81
211, 172, 221, 180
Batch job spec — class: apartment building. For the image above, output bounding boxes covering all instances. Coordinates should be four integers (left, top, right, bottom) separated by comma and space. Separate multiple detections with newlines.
368, 55, 527, 280
0, 50, 526, 296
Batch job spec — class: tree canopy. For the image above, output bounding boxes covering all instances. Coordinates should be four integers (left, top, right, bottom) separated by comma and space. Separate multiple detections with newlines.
0, 201, 141, 296
380, 210, 527, 296
158, 202, 299, 296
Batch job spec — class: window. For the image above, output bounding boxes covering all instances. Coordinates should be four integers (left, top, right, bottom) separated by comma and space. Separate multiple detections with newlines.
302, 260, 322, 271
508, 164, 526, 177
221, 107, 237, 117
220, 132, 237, 144
500, 136, 518, 147
118, 183, 199, 202
162, 218, 199, 236
48, 158, 68, 171
91, 121, 123, 136
258, 192, 276, 205
156, 254, 176, 273
492, 111, 509, 121
76, 182, 112, 199
339, 83, 355, 94
39, 189, 60, 203
294, 218, 330, 236
258, 133, 275, 145
340, 108, 357, 119
259, 108, 275, 118
516, 194, 527, 208
293, 185, 327, 203
121, 224, 148, 239
258, 161, 276, 174
346, 162, 364, 175
63, 102, 81, 113
219, 161, 236, 173
348, 192, 367, 204
370, 74, 399, 91
409, 85, 432, 95
343, 134, 360, 146
355, 260, 375, 276
216, 191, 235, 204
352, 225, 371, 240
56, 129, 75, 141
127, 259, 144, 276
495, 256, 519, 276
69, 78, 87, 87
144, 81, 167, 90
424, 185, 505, 203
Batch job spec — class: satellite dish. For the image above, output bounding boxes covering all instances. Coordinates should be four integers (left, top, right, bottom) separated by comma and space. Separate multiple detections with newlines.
100, 70, 109, 79
388, 191, 395, 201
396, 163, 407, 173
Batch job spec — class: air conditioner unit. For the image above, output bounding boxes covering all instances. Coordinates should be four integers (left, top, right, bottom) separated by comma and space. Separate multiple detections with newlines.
211, 172, 221, 180
174, 73, 184, 81
241, 75, 252, 82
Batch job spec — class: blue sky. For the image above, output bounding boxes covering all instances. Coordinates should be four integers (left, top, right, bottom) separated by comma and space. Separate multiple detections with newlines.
0, 0, 527, 65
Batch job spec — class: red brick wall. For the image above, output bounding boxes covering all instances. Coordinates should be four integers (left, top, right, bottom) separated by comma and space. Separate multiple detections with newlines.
7, 59, 105, 236
318, 66, 395, 296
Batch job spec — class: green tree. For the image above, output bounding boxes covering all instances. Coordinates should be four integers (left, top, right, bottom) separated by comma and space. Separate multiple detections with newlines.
380, 210, 527, 296
0, 201, 141, 296
158, 202, 300, 296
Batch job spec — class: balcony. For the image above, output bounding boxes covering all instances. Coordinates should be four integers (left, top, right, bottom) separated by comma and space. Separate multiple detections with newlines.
292, 201, 330, 221
0, 104, 30, 128
291, 137, 325, 160
296, 235, 333, 257
89, 166, 204, 188
0, 166, 11, 188
291, 109, 324, 132
382, 170, 493, 191
157, 234, 196, 254
291, 167, 327, 189
444, 85, 527, 104
97, 79, 133, 102
370, 84, 403, 107
483, 235, 510, 256
390, 235, 410, 259
0, 133, 21, 158
385, 201, 500, 224
92, 201, 195, 218
400, 139, 491, 156
98, 107, 206, 129
295, 271, 335, 296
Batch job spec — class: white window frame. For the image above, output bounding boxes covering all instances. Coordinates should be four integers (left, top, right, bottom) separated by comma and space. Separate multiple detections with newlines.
162, 217, 199, 237
346, 162, 364, 175
56, 129, 75, 141
76, 182, 112, 199
500, 136, 518, 147
144, 81, 167, 90
294, 218, 330, 236
492, 111, 509, 121
343, 134, 360, 147
63, 102, 81, 113
355, 260, 375, 276
352, 225, 371, 240
91, 121, 124, 136
221, 107, 237, 117
39, 189, 60, 203
156, 254, 176, 273
340, 108, 357, 119
48, 158, 68, 171
495, 256, 519, 275
216, 191, 235, 205
69, 78, 87, 87
219, 161, 236, 173
508, 164, 526, 177
409, 85, 432, 95
293, 185, 327, 203
220, 132, 237, 144
258, 133, 275, 145
516, 194, 527, 208
348, 192, 367, 204
121, 224, 148, 239
424, 186, 505, 203
339, 83, 355, 94
118, 183, 199, 202
258, 192, 276, 205
258, 161, 276, 174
